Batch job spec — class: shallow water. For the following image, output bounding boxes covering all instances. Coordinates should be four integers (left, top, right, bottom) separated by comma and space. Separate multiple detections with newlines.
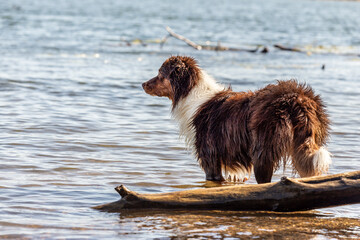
0, 0, 360, 239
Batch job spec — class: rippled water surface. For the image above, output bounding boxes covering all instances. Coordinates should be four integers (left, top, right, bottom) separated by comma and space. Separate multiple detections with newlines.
1, 0, 360, 239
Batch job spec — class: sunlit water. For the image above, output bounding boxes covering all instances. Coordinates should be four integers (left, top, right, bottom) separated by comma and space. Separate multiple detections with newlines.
1, 0, 360, 239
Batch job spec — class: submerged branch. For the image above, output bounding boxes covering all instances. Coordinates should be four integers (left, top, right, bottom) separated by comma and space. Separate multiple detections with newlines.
118, 27, 360, 57
274, 44, 302, 52
165, 26, 262, 52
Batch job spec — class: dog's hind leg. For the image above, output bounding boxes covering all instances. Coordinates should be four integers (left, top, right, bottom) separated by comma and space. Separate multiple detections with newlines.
253, 156, 275, 183
251, 118, 293, 184
252, 135, 290, 183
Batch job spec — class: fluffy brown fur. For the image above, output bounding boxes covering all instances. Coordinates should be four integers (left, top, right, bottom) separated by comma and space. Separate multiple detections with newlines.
142, 56, 331, 183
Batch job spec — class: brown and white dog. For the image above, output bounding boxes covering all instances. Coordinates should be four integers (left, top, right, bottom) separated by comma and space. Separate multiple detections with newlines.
142, 56, 331, 183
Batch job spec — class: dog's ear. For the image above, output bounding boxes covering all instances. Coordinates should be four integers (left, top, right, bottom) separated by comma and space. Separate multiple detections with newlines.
169, 61, 195, 107
173, 66, 181, 74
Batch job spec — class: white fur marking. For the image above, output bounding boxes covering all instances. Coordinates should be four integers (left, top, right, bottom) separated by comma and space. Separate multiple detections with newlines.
172, 70, 224, 151
222, 165, 251, 182
313, 147, 332, 174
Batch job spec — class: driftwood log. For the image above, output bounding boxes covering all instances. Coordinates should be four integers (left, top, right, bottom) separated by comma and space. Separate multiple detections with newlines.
94, 171, 360, 212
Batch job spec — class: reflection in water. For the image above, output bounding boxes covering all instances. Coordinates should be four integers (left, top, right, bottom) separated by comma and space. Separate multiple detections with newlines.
117, 210, 360, 239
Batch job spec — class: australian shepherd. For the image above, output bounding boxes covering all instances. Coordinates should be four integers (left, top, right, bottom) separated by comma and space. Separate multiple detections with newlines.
142, 56, 331, 183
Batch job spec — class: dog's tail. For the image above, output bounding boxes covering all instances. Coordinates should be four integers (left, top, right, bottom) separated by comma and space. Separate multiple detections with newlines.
289, 83, 331, 177
292, 144, 332, 177
312, 146, 332, 175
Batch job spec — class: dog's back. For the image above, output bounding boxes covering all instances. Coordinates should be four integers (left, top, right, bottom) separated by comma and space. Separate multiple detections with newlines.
192, 80, 331, 183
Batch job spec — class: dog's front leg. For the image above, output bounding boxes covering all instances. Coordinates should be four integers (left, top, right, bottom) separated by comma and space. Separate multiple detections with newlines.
203, 161, 224, 182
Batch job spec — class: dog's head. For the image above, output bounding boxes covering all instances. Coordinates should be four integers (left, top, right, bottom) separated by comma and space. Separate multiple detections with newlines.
142, 56, 200, 108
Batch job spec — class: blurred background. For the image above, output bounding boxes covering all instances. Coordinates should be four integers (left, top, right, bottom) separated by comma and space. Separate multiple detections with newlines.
0, 0, 359, 239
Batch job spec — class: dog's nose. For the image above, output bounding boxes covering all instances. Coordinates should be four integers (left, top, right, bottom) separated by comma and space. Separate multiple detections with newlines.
142, 82, 146, 89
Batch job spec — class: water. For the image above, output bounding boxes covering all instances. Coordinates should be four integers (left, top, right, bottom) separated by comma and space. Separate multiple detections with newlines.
1, 0, 360, 238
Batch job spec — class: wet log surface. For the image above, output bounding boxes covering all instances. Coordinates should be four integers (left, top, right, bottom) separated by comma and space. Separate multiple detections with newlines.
94, 171, 360, 212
